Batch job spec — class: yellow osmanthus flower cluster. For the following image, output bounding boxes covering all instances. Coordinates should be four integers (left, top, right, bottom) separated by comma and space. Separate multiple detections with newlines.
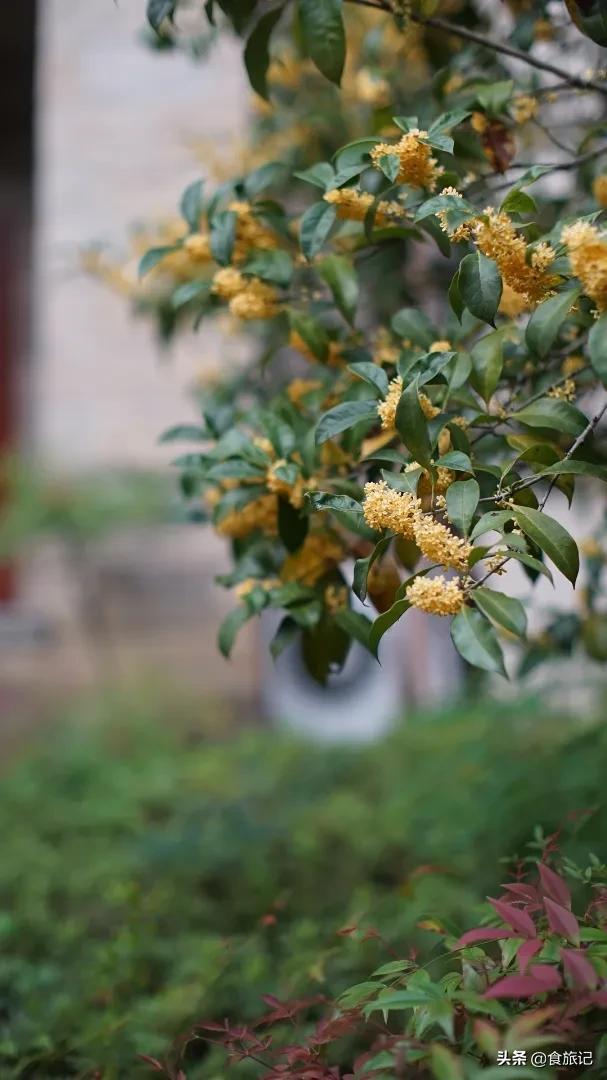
435, 188, 476, 244
266, 460, 317, 509
354, 68, 391, 108
406, 574, 464, 615
216, 494, 278, 539
413, 513, 471, 571
323, 187, 405, 226
211, 268, 281, 320
419, 392, 440, 420
363, 481, 420, 539
562, 220, 607, 313
289, 330, 345, 367
474, 210, 557, 309
593, 175, 607, 208
234, 576, 281, 599
370, 130, 443, 190
281, 532, 344, 586
229, 200, 279, 261
511, 94, 538, 125
377, 376, 403, 429
548, 378, 576, 402
287, 378, 323, 406
324, 584, 348, 614
562, 353, 585, 376
363, 481, 470, 572
183, 232, 213, 262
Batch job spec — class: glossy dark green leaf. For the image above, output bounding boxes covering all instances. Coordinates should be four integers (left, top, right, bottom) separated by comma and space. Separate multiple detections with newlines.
139, 245, 180, 278
459, 252, 502, 325
451, 606, 507, 676
244, 8, 283, 99
316, 400, 377, 444
513, 506, 579, 584
299, 0, 346, 84
513, 399, 587, 437
446, 478, 479, 535
348, 362, 389, 398
470, 330, 504, 403
288, 310, 329, 362
369, 599, 410, 657
395, 378, 432, 468
473, 587, 527, 637
180, 180, 204, 231
210, 210, 237, 265
353, 534, 393, 603
319, 254, 358, 324
300, 201, 337, 260
525, 286, 582, 358
218, 606, 252, 658
334, 607, 373, 651
589, 312, 607, 386
448, 268, 464, 322
539, 459, 607, 481
278, 496, 309, 553
270, 616, 299, 659
307, 491, 362, 513
435, 451, 472, 472
242, 249, 293, 286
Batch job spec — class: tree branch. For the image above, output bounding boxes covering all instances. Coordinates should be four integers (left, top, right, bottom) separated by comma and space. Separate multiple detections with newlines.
342, 0, 607, 98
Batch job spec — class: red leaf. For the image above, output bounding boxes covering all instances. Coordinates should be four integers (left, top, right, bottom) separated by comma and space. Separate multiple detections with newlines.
455, 927, 518, 947
538, 864, 571, 909
544, 897, 580, 944
501, 882, 540, 905
484, 966, 561, 999
518, 939, 542, 972
489, 897, 537, 938
561, 948, 599, 989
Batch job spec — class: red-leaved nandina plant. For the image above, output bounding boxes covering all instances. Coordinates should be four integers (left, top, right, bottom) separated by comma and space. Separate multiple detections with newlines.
140, 848, 607, 1078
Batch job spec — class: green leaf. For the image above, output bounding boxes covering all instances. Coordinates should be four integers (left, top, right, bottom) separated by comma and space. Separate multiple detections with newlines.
218, 606, 252, 658
138, 244, 180, 278
525, 286, 582, 358
353, 535, 393, 603
472, 587, 527, 637
299, 0, 345, 84
505, 549, 553, 584
278, 497, 308, 553
429, 108, 471, 133
395, 378, 432, 468
414, 192, 476, 231
244, 161, 288, 197
369, 599, 410, 657
448, 268, 464, 322
391, 307, 434, 348
435, 451, 472, 472
513, 398, 587, 437
319, 254, 358, 324
334, 608, 373, 651
539, 459, 607, 481
459, 252, 502, 325
242, 249, 293, 286
376, 152, 401, 182
147, 0, 176, 31
469, 509, 513, 540
316, 400, 377, 444
288, 310, 329, 362
450, 607, 507, 676
348, 362, 389, 398
499, 188, 537, 216
589, 312, 607, 386
513, 506, 579, 584
446, 478, 479, 535
307, 491, 362, 513
244, 7, 283, 100
300, 201, 337, 260
302, 615, 350, 683
470, 330, 504, 403
476, 79, 513, 115
270, 616, 299, 659
430, 1044, 464, 1080
294, 162, 336, 190
180, 180, 204, 231
159, 424, 207, 443
210, 210, 237, 265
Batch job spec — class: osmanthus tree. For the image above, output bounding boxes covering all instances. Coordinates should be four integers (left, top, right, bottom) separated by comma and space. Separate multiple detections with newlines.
133, 0, 607, 682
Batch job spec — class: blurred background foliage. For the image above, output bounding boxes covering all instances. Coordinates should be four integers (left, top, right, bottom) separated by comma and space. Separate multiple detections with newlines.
1, 693, 606, 1077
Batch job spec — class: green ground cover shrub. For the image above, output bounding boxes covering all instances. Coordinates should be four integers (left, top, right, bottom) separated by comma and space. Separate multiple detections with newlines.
1, 693, 606, 1077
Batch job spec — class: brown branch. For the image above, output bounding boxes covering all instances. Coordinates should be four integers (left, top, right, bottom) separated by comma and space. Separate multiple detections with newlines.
342, 0, 607, 98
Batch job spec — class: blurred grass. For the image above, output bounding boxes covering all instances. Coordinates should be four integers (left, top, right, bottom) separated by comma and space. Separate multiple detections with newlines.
0, 688, 606, 1077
